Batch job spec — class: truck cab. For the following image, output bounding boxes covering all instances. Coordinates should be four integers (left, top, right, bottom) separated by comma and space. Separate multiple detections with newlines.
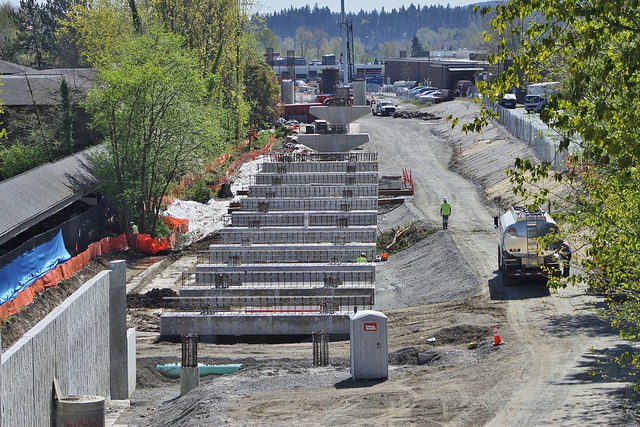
524, 94, 547, 113
372, 100, 397, 116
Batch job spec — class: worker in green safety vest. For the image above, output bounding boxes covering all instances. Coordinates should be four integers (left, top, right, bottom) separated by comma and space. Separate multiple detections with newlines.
130, 221, 139, 250
356, 252, 367, 263
440, 197, 451, 230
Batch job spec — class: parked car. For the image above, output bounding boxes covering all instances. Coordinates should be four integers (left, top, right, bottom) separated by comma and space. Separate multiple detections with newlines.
417, 89, 439, 103
499, 94, 517, 109
419, 91, 443, 103
412, 87, 438, 100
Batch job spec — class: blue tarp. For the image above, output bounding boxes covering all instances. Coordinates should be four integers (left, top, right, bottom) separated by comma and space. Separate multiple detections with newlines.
0, 230, 71, 305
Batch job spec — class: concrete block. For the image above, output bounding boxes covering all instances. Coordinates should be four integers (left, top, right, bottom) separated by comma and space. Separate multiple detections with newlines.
296, 133, 370, 152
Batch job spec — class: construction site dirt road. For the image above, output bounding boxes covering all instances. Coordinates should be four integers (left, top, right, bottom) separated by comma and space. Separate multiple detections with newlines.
117, 99, 638, 426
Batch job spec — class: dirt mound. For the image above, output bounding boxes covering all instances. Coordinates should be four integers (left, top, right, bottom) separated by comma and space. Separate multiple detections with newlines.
433, 324, 491, 345
127, 288, 179, 309
393, 110, 441, 120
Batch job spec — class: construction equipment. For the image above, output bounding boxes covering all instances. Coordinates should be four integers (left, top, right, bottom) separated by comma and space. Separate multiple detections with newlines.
496, 206, 562, 285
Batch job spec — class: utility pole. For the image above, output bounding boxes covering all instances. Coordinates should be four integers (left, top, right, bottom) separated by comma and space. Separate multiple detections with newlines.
340, 0, 349, 86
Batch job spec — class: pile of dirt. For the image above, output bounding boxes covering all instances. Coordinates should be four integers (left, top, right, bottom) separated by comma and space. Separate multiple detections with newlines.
393, 110, 441, 120
128, 288, 179, 309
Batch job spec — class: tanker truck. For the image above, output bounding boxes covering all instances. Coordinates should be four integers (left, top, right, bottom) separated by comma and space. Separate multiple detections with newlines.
496, 206, 562, 285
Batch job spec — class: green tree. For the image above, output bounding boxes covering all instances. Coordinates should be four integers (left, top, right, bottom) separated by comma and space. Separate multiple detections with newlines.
57, 79, 74, 155
294, 25, 312, 58
85, 29, 222, 238
254, 27, 279, 52
244, 58, 279, 129
477, 1, 640, 371
5, 0, 56, 67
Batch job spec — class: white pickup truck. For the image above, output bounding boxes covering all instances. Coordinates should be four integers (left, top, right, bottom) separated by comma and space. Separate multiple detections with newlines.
371, 100, 397, 116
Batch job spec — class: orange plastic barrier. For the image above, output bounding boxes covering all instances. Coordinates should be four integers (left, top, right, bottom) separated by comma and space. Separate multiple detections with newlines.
0, 233, 131, 321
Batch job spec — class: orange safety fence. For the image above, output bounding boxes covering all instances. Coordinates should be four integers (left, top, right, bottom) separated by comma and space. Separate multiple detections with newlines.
133, 215, 189, 255
165, 133, 276, 205
0, 233, 130, 321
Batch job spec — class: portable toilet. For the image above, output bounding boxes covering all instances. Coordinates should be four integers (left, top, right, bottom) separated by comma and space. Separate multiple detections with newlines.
350, 310, 388, 381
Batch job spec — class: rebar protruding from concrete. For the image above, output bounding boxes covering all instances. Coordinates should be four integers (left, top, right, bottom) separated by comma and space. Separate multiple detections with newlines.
180, 334, 199, 396
181, 334, 198, 368
313, 330, 329, 367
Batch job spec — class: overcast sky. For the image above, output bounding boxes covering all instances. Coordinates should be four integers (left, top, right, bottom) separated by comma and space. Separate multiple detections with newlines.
254, 0, 480, 14
2, 0, 481, 14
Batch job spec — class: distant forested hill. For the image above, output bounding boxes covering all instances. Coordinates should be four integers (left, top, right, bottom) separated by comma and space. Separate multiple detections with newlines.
255, 3, 491, 58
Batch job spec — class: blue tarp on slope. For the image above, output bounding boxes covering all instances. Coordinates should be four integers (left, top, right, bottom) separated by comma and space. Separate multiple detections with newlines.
0, 230, 71, 305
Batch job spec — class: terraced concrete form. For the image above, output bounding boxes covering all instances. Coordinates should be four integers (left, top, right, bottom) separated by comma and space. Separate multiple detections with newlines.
216, 226, 377, 244
190, 263, 375, 287
202, 243, 376, 264
254, 172, 379, 185
228, 211, 378, 227
179, 286, 375, 299
259, 161, 378, 173
239, 197, 378, 212
161, 151, 380, 340
248, 184, 378, 198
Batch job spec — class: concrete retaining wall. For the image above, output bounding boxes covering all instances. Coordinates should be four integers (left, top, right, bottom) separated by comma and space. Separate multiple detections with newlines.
0, 264, 135, 426
496, 106, 568, 169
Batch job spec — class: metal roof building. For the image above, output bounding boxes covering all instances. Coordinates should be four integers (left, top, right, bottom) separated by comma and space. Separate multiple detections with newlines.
0, 146, 102, 246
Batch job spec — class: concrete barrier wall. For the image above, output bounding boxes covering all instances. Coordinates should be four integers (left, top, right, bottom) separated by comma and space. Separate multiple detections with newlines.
1, 271, 111, 426
204, 244, 376, 264
496, 106, 568, 169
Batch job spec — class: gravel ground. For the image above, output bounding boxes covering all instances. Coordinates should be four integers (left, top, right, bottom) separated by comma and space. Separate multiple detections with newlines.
112, 98, 639, 427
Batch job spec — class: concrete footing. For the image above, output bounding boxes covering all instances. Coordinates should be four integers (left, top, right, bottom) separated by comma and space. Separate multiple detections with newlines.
160, 312, 352, 340
180, 367, 199, 396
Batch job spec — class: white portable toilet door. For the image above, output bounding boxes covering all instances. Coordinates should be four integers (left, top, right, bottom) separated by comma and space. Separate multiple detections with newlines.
358, 319, 383, 377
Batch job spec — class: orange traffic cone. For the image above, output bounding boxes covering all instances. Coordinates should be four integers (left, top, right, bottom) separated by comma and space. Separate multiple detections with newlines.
493, 324, 504, 346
